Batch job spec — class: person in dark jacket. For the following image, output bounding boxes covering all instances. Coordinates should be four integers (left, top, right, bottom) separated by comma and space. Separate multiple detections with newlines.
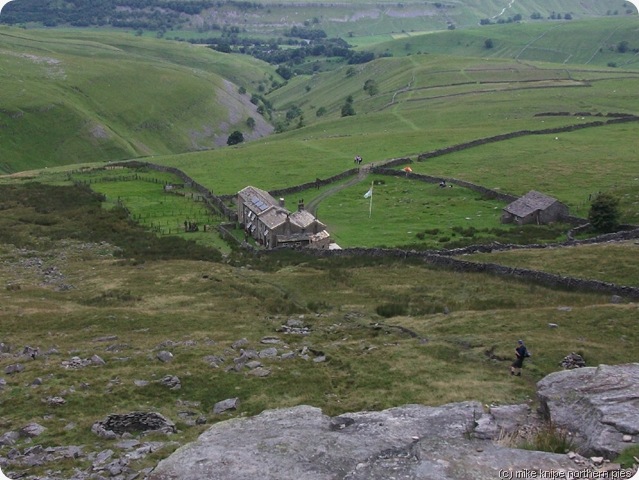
510, 339, 529, 376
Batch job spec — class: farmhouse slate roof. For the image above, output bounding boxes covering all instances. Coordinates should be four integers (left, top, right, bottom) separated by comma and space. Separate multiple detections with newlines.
258, 207, 288, 230
504, 191, 559, 217
238, 186, 279, 214
289, 210, 320, 229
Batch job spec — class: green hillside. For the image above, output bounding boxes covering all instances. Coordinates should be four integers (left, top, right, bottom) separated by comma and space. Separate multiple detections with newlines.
368, 17, 639, 69
0, 28, 276, 173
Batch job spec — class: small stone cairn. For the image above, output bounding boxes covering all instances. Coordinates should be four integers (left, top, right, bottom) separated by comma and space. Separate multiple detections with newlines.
560, 352, 586, 369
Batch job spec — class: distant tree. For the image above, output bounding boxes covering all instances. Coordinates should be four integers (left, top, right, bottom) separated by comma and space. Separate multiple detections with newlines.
227, 131, 244, 146
588, 193, 620, 233
617, 41, 629, 53
484, 38, 494, 49
564, 13, 572, 20
341, 95, 355, 117
276, 65, 293, 80
238, 86, 246, 95
513, 13, 522, 21
316, 107, 327, 117
363, 79, 379, 96
345, 67, 356, 78
246, 117, 256, 129
286, 105, 302, 121
479, 18, 492, 25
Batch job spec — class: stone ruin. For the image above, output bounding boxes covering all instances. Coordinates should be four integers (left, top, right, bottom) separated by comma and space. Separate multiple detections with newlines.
91, 411, 176, 439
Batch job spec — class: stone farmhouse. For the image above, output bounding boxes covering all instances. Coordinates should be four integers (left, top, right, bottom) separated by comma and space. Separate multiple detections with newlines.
501, 190, 569, 225
237, 186, 331, 249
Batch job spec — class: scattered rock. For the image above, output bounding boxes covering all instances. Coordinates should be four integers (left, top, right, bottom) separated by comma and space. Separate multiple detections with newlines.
45, 396, 66, 406
61, 356, 93, 369
213, 398, 240, 415
0, 431, 19, 446
260, 336, 281, 344
20, 423, 46, 438
22, 345, 39, 359
157, 350, 174, 363
232, 338, 249, 350
5, 363, 24, 375
622, 435, 632, 442
159, 375, 181, 390
91, 354, 106, 365
93, 335, 118, 343
259, 347, 278, 358
134, 379, 150, 387
548, 323, 558, 328
247, 367, 271, 377
610, 295, 623, 304
203, 355, 225, 368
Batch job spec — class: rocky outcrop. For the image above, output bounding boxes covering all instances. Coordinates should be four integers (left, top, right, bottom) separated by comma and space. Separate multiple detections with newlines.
148, 402, 586, 480
537, 363, 639, 457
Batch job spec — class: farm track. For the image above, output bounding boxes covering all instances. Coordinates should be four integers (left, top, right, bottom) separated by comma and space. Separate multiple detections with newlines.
306, 164, 371, 216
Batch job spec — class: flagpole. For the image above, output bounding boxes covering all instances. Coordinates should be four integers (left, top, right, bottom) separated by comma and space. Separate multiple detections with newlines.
368, 181, 373, 218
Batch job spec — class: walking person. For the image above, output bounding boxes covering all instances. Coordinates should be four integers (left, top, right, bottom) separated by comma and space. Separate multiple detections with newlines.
510, 339, 530, 376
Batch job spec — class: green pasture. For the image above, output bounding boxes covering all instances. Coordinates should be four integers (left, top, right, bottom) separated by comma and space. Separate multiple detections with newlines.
405, 122, 639, 221
304, 174, 506, 248
73, 171, 230, 252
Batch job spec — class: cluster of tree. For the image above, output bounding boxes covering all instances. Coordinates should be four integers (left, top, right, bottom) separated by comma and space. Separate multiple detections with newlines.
480, 12, 572, 25
200, 33, 377, 75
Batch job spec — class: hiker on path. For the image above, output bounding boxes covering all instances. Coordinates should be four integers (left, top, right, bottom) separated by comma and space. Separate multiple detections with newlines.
510, 339, 530, 376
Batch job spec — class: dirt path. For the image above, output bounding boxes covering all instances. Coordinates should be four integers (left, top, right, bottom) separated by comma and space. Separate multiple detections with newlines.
306, 164, 371, 216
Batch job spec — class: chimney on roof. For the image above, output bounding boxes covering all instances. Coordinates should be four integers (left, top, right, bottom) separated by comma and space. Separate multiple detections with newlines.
298, 199, 304, 211
279, 197, 285, 208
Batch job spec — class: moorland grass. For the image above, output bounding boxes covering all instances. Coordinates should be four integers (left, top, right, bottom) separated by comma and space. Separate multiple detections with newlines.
464, 241, 639, 287
1, 183, 638, 476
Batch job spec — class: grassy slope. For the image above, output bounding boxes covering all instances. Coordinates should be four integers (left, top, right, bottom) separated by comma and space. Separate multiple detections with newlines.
0, 28, 275, 173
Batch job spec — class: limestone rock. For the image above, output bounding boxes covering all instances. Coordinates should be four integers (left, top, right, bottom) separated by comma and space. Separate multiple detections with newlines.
148, 402, 584, 480
537, 363, 639, 457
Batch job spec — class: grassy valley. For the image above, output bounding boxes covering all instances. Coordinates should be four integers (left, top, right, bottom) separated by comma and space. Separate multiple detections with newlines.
1, 9, 639, 478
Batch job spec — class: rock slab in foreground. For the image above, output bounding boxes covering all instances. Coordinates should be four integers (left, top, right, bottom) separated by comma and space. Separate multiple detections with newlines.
148, 402, 582, 480
537, 362, 639, 457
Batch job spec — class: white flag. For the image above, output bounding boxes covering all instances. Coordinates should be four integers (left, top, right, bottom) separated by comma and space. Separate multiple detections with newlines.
364, 188, 372, 199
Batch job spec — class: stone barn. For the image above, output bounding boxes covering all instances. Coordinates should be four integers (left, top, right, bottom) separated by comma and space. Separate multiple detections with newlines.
501, 191, 569, 225
237, 186, 331, 249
